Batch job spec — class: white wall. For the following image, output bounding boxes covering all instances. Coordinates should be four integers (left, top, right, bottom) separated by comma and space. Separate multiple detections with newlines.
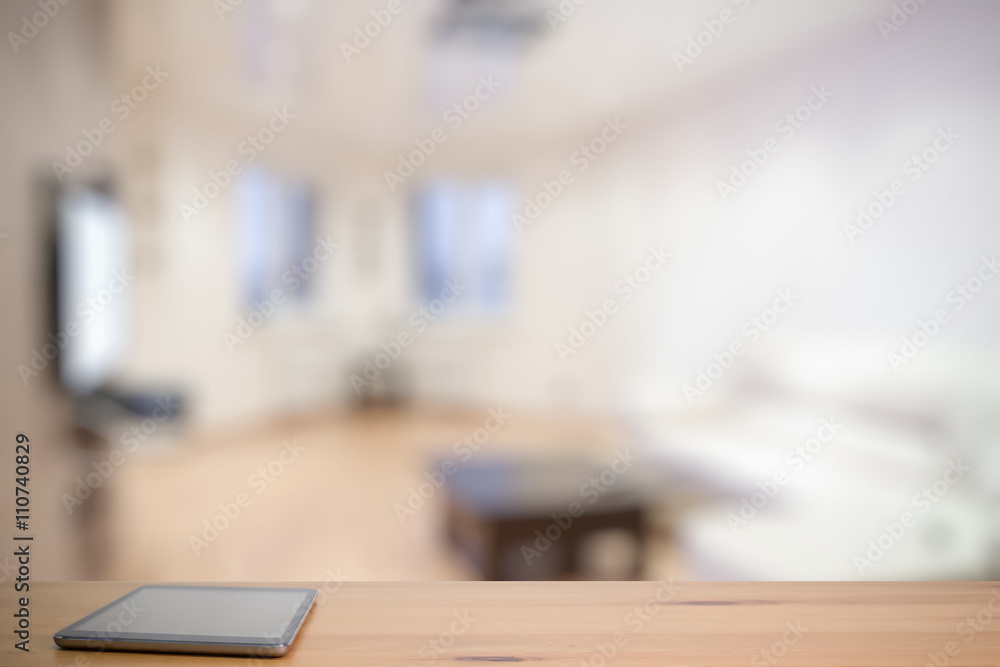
102, 0, 1000, 427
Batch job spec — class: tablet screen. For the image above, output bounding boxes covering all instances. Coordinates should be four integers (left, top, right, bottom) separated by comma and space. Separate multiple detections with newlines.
65, 586, 314, 643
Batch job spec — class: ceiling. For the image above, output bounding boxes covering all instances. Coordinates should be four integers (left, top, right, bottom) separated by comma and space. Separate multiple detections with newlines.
115, 0, 897, 160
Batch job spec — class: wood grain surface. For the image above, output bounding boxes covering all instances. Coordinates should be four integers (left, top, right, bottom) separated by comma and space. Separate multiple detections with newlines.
4, 581, 999, 666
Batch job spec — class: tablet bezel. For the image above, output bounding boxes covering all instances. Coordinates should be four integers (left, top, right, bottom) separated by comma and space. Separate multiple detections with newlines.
54, 584, 317, 652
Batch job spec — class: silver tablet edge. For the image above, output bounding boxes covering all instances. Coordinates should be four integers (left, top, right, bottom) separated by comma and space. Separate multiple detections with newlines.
53, 635, 293, 657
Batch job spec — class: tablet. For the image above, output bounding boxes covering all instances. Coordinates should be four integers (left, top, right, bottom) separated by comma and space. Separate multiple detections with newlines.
54, 585, 317, 657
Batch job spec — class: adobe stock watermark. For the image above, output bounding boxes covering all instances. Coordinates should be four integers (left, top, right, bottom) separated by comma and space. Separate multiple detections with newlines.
179, 106, 295, 223
223, 235, 340, 352
922, 587, 1000, 667
350, 278, 467, 394
555, 245, 669, 363
844, 126, 958, 243
726, 418, 844, 534
545, 0, 592, 30
246, 576, 353, 666
339, 0, 413, 62
245, 567, 353, 664
513, 116, 628, 234
716, 84, 833, 202
188, 439, 306, 557
313, 567, 353, 608
672, 0, 754, 73
887, 253, 997, 371
878, 0, 933, 42
212, 0, 245, 21
853, 458, 970, 576
16, 268, 133, 386
60, 395, 181, 515
413, 611, 476, 665
578, 579, 681, 667
7, 0, 72, 54
521, 448, 639, 567
394, 407, 510, 524
682, 288, 798, 403
249, 595, 320, 665
384, 76, 502, 192
49, 598, 146, 664
751, 620, 809, 666
51, 65, 168, 182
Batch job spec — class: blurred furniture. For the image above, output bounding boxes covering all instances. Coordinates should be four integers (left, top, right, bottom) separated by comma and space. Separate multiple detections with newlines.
443, 458, 651, 580
628, 340, 1000, 580
21, 581, 1000, 665
347, 353, 413, 409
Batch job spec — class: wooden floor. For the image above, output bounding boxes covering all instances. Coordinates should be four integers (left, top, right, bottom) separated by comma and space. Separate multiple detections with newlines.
93, 407, 685, 582
15, 581, 1000, 666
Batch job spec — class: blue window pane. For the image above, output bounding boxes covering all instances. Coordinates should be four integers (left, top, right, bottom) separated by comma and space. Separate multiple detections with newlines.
475, 181, 513, 308
239, 167, 318, 309
416, 179, 513, 314
289, 183, 315, 301
418, 180, 459, 303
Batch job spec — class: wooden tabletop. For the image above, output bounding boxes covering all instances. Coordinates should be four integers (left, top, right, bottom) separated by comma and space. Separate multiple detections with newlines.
5, 581, 1000, 666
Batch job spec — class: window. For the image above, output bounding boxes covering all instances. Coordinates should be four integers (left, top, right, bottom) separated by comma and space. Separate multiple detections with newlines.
56, 186, 130, 394
415, 179, 514, 315
238, 166, 316, 308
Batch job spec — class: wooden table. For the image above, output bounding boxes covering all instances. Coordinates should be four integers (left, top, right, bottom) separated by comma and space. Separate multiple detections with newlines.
5, 581, 1000, 665
443, 457, 652, 580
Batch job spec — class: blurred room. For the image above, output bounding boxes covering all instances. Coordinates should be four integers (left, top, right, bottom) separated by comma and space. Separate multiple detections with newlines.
1, 0, 998, 585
